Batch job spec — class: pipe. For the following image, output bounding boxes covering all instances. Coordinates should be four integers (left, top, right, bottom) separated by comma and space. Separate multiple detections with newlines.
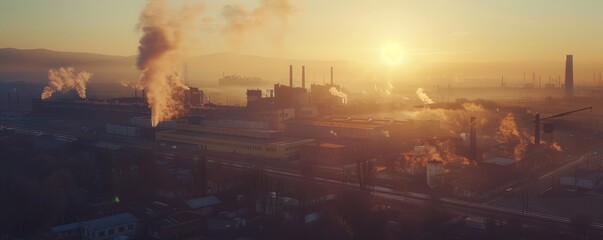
7, 91, 11, 111
302, 65, 305, 89
330, 66, 333, 85
535, 113, 541, 146
289, 65, 293, 87
470, 117, 477, 161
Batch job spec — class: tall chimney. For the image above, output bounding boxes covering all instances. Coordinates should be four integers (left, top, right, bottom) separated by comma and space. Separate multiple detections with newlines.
302, 65, 306, 89
330, 66, 334, 85
565, 55, 574, 97
469, 117, 477, 162
534, 113, 541, 146
7, 91, 11, 111
289, 65, 293, 87
16, 91, 19, 109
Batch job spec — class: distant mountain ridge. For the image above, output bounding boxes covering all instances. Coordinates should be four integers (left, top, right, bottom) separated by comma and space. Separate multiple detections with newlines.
0, 48, 356, 89
1, 48, 602, 91
0, 48, 123, 68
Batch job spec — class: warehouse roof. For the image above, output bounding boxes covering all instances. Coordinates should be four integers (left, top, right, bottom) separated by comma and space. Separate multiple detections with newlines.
286, 119, 386, 130
185, 195, 221, 209
81, 213, 137, 231
158, 130, 314, 146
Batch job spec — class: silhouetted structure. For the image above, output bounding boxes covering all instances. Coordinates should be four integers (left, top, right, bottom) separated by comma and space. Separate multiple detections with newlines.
469, 117, 477, 162
302, 65, 306, 89
565, 54, 574, 97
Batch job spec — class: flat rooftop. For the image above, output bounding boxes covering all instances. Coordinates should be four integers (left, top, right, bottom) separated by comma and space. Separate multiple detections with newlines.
158, 130, 314, 146
286, 119, 386, 130
81, 213, 137, 231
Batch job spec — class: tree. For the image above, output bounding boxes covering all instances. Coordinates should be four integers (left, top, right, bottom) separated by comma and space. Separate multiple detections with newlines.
356, 158, 376, 192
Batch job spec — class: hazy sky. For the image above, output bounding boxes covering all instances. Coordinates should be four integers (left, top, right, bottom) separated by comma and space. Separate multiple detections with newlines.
1, 0, 602, 63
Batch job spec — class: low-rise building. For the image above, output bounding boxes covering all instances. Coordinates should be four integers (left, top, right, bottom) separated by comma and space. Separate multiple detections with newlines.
147, 211, 205, 239
156, 118, 314, 160
79, 213, 139, 240
560, 170, 603, 191
184, 195, 222, 216
47, 223, 80, 240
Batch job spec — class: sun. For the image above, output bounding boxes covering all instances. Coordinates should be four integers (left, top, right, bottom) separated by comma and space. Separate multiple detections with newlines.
380, 44, 406, 66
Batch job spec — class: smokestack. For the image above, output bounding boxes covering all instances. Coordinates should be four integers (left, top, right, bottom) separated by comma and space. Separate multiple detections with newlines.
302, 65, 305, 89
289, 65, 293, 87
469, 117, 477, 162
16, 91, 19, 109
330, 66, 333, 85
565, 55, 574, 97
7, 91, 11, 111
535, 113, 541, 146
135, 89, 138, 98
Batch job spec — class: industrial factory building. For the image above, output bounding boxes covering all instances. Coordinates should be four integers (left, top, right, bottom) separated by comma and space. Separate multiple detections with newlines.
284, 117, 440, 141
156, 117, 315, 160
245, 65, 344, 117
32, 98, 150, 122
32, 87, 205, 122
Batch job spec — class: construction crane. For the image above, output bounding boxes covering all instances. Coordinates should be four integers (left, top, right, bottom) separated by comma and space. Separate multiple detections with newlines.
534, 106, 593, 146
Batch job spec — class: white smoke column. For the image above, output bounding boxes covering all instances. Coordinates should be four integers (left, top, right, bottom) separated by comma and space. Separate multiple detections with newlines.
385, 81, 393, 95
222, 0, 295, 36
416, 88, 434, 104
41, 67, 92, 100
136, 0, 203, 127
329, 130, 338, 137
382, 130, 390, 138
329, 87, 348, 104
460, 132, 468, 141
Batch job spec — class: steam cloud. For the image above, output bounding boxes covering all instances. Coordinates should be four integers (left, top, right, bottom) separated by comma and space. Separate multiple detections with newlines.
401, 139, 472, 173
496, 113, 529, 160
221, 0, 295, 35
329, 130, 338, 137
329, 87, 348, 104
41, 67, 92, 100
493, 112, 562, 160
416, 88, 435, 104
136, 0, 202, 126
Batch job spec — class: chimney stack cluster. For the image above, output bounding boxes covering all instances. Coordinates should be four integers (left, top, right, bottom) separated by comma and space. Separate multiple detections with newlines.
288, 65, 335, 88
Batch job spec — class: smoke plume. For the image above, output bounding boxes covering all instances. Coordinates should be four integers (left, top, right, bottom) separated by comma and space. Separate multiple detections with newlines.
416, 88, 434, 104
329, 87, 348, 104
41, 67, 92, 100
401, 138, 471, 173
496, 113, 530, 160
221, 0, 295, 36
136, 0, 203, 126
329, 130, 338, 137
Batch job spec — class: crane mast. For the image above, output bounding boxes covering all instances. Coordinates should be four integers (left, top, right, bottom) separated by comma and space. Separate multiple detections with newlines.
533, 106, 592, 146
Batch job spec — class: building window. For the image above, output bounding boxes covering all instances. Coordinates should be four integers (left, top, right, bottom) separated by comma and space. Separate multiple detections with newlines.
98, 230, 105, 237
128, 224, 133, 230
109, 229, 115, 235
119, 226, 125, 233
